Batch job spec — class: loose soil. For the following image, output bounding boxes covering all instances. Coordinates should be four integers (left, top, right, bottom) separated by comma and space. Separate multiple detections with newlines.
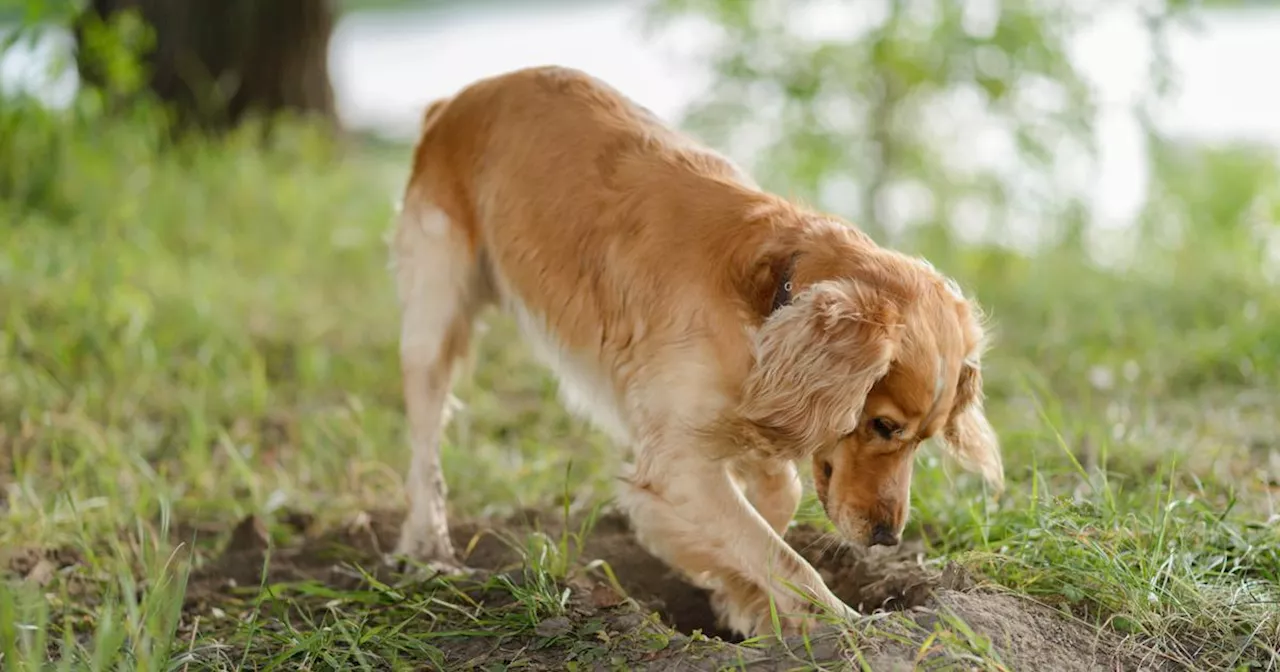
8, 507, 1168, 671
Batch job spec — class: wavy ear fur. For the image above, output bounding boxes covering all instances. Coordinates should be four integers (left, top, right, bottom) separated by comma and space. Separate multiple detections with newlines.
738, 280, 901, 458
940, 312, 1003, 491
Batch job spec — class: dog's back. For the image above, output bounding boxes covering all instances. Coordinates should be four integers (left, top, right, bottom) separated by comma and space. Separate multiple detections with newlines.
400, 67, 787, 432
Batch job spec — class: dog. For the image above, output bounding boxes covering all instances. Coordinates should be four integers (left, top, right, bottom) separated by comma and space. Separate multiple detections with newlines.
388, 65, 1003, 638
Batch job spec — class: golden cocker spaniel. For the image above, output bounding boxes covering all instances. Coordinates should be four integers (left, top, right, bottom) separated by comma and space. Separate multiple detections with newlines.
389, 66, 1003, 638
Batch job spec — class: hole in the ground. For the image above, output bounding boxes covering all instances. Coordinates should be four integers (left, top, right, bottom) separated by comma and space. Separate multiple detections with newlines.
159, 507, 1158, 672
190, 507, 937, 643
452, 510, 939, 641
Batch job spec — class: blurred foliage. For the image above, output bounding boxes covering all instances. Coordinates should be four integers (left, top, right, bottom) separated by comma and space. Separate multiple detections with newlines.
646, 0, 1227, 249
0, 0, 613, 23
1, 1, 163, 215
69, 4, 152, 100
1140, 134, 1280, 262
641, 0, 1280, 394
0, 0, 90, 26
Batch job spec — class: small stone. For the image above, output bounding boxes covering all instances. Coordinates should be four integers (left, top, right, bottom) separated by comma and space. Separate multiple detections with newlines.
939, 562, 974, 591
223, 516, 270, 555
23, 558, 56, 586
590, 583, 624, 608
280, 509, 314, 533
535, 615, 573, 637
621, 616, 649, 635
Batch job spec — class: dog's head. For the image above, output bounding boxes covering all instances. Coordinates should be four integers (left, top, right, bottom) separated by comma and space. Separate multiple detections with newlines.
738, 224, 1002, 547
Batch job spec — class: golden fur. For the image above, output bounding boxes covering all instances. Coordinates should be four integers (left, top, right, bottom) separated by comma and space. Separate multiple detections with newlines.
389, 65, 1003, 638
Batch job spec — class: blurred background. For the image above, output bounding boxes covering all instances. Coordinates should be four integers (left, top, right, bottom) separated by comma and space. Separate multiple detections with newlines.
6, 0, 1280, 248
3, 0, 1280, 555
4, 0, 1280, 523
2, 1, 1279, 665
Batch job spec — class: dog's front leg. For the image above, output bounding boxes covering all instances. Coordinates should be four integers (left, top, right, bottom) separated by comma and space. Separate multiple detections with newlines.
733, 457, 802, 537
618, 446, 853, 638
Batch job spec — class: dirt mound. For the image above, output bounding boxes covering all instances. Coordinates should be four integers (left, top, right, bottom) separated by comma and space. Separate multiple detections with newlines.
171, 507, 1159, 670
185, 507, 935, 638
448, 508, 938, 641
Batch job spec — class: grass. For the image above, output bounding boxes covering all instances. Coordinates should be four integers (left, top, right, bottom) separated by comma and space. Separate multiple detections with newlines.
2, 84, 1279, 670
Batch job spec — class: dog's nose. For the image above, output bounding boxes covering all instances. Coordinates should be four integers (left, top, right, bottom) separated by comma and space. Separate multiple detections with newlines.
870, 524, 899, 547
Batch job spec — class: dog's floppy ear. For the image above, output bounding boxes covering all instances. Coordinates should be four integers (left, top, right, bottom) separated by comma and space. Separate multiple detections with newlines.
738, 280, 901, 457
939, 311, 1004, 491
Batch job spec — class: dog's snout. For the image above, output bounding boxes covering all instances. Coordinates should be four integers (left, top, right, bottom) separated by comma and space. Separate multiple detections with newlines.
870, 524, 899, 547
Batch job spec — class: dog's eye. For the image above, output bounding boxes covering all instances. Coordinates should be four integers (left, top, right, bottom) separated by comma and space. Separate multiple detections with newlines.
870, 417, 899, 440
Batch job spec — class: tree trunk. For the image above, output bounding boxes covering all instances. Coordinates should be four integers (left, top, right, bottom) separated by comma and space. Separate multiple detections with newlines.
73, 0, 338, 133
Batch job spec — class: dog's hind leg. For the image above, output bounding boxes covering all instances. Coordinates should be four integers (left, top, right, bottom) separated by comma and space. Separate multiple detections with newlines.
390, 192, 485, 566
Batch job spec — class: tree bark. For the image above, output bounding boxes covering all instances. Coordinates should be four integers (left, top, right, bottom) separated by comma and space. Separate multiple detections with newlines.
73, 0, 338, 133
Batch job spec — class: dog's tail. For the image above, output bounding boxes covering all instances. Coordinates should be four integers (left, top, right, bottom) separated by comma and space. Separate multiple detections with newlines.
420, 97, 450, 133
405, 97, 451, 186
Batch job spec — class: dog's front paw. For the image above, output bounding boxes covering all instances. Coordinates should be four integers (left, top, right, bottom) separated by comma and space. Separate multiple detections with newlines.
709, 583, 815, 639
762, 600, 859, 640
710, 584, 764, 637
712, 581, 859, 640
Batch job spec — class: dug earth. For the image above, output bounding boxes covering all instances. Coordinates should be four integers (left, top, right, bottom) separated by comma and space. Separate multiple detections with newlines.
124, 506, 1167, 671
